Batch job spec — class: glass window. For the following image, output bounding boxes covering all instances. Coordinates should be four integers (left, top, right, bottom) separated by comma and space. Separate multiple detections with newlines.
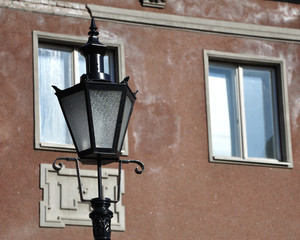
36, 42, 117, 149
205, 51, 292, 168
242, 67, 281, 160
38, 46, 74, 146
209, 63, 281, 161
208, 64, 241, 157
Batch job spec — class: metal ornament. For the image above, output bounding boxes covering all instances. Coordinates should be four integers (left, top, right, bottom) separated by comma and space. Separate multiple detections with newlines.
90, 198, 113, 240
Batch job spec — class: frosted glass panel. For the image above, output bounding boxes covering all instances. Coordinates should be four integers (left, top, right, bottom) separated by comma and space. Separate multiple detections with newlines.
117, 95, 134, 151
90, 90, 122, 148
60, 90, 91, 152
38, 47, 73, 145
209, 65, 241, 157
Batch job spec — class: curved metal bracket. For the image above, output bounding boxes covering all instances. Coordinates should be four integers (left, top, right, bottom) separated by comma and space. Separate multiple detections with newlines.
52, 157, 145, 204
110, 159, 145, 203
120, 159, 145, 174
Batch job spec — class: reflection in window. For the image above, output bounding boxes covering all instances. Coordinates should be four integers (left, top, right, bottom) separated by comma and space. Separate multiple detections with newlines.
243, 68, 281, 160
208, 63, 281, 161
209, 65, 240, 157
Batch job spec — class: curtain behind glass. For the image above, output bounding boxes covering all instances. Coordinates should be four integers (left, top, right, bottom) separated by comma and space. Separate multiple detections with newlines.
38, 47, 73, 145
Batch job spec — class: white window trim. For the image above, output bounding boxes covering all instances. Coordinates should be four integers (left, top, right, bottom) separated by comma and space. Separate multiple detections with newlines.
204, 50, 293, 168
33, 31, 129, 155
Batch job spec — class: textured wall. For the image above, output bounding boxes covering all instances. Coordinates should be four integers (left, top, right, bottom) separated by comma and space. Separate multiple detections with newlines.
0, 1, 299, 240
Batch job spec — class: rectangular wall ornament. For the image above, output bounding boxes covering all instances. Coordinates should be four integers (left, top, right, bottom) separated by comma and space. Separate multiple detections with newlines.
40, 163, 125, 231
141, 0, 166, 9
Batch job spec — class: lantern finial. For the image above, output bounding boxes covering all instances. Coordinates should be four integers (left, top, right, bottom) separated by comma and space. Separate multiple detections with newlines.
79, 18, 109, 81
88, 18, 99, 37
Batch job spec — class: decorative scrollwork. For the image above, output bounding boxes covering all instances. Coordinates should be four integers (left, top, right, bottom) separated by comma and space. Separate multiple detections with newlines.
120, 159, 145, 174
52, 157, 79, 172
133, 160, 145, 174
90, 198, 113, 239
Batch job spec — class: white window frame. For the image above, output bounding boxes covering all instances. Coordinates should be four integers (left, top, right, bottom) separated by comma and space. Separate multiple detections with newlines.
33, 31, 128, 155
204, 50, 293, 168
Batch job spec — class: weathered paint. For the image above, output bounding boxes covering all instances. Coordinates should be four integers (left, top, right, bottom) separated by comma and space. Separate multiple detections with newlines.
0, 1, 300, 240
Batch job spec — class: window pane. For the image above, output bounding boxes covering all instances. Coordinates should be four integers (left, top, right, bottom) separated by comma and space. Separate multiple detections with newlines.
77, 53, 86, 82
243, 67, 281, 160
209, 64, 241, 157
104, 52, 115, 82
38, 47, 73, 145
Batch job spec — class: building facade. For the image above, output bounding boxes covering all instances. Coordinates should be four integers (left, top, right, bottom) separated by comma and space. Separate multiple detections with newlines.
0, 0, 299, 239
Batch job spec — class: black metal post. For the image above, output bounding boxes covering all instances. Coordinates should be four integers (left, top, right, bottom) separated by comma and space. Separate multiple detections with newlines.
90, 158, 113, 240
90, 198, 113, 240
97, 159, 103, 198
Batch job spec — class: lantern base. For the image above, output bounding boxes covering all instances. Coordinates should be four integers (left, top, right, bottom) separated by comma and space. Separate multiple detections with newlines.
79, 153, 120, 165
90, 198, 113, 240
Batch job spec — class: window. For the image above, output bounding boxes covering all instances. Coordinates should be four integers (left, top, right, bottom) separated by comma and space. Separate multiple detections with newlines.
33, 31, 128, 154
204, 50, 293, 167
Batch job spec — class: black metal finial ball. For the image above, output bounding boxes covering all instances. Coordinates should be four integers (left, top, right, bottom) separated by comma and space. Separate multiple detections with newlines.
88, 18, 99, 37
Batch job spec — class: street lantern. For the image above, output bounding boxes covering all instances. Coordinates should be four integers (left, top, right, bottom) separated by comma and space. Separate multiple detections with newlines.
53, 18, 136, 164
51, 18, 144, 240
53, 76, 136, 164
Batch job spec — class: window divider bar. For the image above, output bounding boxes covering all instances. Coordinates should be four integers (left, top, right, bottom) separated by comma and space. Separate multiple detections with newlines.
237, 66, 248, 159
73, 49, 80, 84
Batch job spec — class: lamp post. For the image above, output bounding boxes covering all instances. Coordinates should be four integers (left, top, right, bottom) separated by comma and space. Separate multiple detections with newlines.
51, 18, 144, 240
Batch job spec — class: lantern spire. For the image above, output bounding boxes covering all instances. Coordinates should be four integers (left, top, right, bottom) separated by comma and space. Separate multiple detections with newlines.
88, 18, 99, 37
79, 18, 109, 81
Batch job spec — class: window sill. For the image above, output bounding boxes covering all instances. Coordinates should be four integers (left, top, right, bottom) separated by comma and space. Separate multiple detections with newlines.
211, 156, 293, 168
38, 142, 76, 152
37, 142, 128, 156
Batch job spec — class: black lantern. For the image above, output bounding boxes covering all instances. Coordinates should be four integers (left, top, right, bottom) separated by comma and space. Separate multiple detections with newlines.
51, 18, 144, 240
53, 18, 136, 164
53, 79, 136, 164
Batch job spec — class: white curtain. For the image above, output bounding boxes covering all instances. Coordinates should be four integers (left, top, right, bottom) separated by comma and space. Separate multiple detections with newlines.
38, 47, 73, 145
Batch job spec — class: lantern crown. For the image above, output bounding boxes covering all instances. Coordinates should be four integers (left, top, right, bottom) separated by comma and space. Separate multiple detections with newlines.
79, 18, 109, 81
79, 18, 107, 57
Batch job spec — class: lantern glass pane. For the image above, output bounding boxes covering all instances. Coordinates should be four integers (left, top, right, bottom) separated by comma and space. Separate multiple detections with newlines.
60, 90, 91, 152
118, 95, 134, 151
90, 90, 122, 149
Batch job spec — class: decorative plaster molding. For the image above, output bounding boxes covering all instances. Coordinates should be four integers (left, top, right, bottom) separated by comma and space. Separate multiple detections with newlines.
0, 0, 89, 18
141, 0, 166, 9
40, 164, 125, 231
3, 1, 300, 43
87, 4, 300, 43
